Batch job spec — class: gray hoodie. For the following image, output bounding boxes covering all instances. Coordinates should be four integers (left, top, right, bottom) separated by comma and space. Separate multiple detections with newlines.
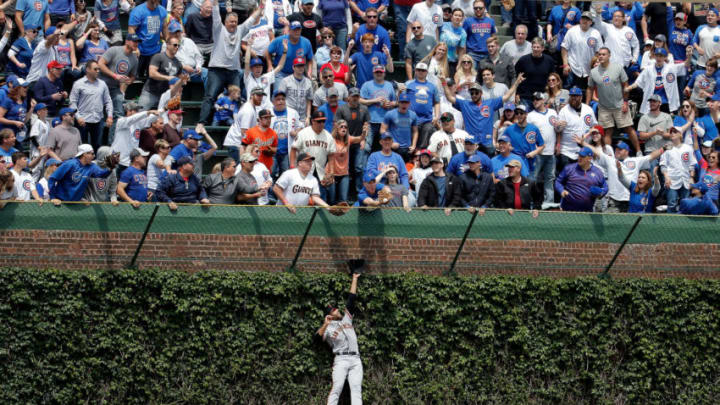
83, 146, 118, 202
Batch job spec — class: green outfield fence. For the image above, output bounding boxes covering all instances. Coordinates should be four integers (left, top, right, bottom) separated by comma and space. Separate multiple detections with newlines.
1, 201, 719, 276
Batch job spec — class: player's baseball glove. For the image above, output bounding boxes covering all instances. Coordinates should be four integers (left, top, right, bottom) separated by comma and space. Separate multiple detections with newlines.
348, 259, 366, 275
328, 201, 351, 216
165, 95, 181, 111
104, 152, 120, 169
377, 187, 393, 205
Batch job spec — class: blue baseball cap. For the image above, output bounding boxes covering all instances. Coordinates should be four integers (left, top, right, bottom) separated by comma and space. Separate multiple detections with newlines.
692, 182, 709, 194
464, 137, 479, 144
34, 103, 48, 112
379, 132, 393, 140
290, 21, 302, 30
45, 158, 62, 167
503, 102, 515, 111
59, 107, 76, 116
568, 87, 583, 96
497, 135, 511, 143
197, 141, 214, 154
363, 170, 377, 183
126, 33, 140, 42
272, 89, 286, 98
168, 21, 183, 33
169, 77, 180, 86
45, 27, 57, 36
250, 57, 263, 67
398, 92, 410, 102
6, 74, 18, 86
653, 47, 668, 56
711, 93, 720, 102
615, 141, 630, 151
51, 117, 61, 127
467, 154, 483, 163
183, 129, 204, 140
578, 146, 594, 157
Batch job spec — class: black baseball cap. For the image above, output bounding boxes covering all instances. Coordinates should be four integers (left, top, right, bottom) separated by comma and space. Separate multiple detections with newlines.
311, 110, 327, 121
440, 112, 454, 122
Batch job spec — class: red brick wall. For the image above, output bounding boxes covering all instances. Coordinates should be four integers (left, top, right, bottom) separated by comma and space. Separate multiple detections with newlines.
1, 230, 718, 278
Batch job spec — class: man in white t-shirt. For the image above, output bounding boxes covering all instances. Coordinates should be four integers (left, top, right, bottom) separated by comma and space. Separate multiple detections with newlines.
11, 152, 42, 202
273, 152, 330, 213
499, 24, 531, 65
290, 110, 337, 191
428, 112, 468, 164
479, 66, 508, 121
527, 92, 560, 209
406, 0, 443, 42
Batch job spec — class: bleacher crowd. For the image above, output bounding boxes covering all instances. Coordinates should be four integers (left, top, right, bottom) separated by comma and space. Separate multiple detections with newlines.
0, 0, 718, 216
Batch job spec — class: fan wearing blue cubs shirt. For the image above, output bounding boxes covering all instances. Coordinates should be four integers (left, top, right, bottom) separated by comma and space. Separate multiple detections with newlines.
353, 9, 392, 54
555, 146, 608, 212
48, 144, 115, 203
679, 182, 719, 215
268, 22, 315, 78
441, 74, 524, 155
128, 0, 168, 60
347, 32, 392, 89
503, 104, 545, 176
462, 1, 496, 62
380, 92, 418, 162
365, 132, 409, 188
404, 62, 440, 150
118, 147, 150, 207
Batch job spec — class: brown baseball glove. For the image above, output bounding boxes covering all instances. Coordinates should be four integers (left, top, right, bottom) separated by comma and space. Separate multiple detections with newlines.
328, 201, 351, 216
104, 152, 120, 169
377, 187, 393, 205
165, 95, 181, 111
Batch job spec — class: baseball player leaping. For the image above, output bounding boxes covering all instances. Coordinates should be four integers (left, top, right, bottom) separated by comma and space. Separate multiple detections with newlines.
317, 272, 363, 405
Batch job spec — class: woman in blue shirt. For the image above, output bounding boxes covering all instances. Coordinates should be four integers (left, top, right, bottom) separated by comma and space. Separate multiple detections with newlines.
317, 0, 351, 48
440, 8, 467, 76
8, 27, 38, 78
617, 163, 661, 213
76, 22, 110, 68
0, 85, 30, 143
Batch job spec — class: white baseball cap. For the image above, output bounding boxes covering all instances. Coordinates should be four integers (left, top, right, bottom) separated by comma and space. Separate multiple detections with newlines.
75, 144, 94, 157
415, 62, 428, 70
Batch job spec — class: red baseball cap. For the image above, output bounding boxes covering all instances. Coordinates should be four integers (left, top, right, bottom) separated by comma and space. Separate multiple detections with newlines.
592, 125, 605, 136
169, 109, 184, 115
293, 57, 306, 66
47, 60, 65, 69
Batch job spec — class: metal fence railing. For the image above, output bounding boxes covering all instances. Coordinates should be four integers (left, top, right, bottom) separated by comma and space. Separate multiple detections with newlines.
1, 201, 718, 277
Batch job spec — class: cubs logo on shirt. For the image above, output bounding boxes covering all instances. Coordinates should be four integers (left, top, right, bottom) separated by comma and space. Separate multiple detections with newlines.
134, 129, 141, 140
602, 75, 611, 85
72, 172, 83, 183
549, 115, 559, 126
96, 179, 107, 190
625, 31, 633, 40
432, 14, 441, 24
567, 10, 576, 20
303, 20, 316, 29
116, 60, 130, 75
681, 152, 689, 162
295, 49, 305, 57
371, 57, 379, 65
369, 0, 379, 4
34, 0, 42, 11
587, 37, 597, 48
666, 73, 675, 83
700, 78, 711, 90
22, 180, 31, 191
526, 131, 537, 144
480, 105, 490, 118
624, 160, 636, 170
583, 114, 593, 126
